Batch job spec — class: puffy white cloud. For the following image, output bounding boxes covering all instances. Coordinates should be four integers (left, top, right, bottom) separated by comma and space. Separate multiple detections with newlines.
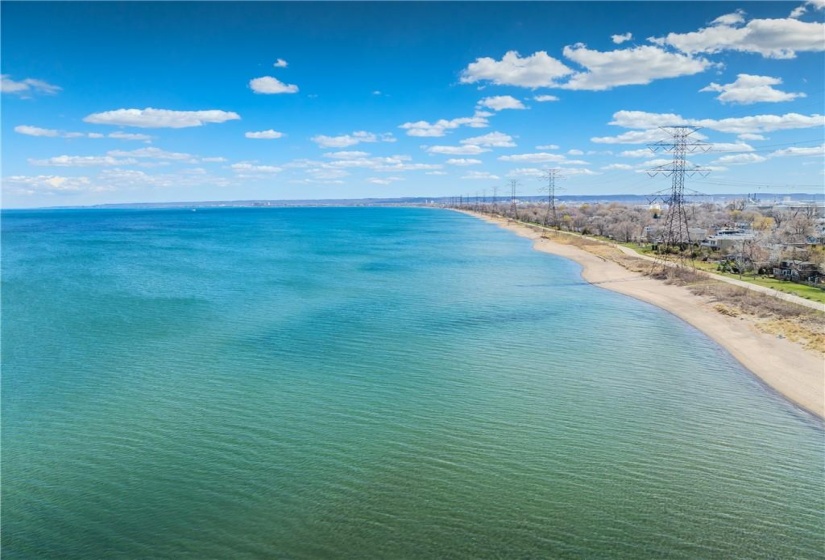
536, 144, 559, 150
560, 44, 712, 91
477, 95, 526, 111
460, 50, 573, 88
713, 153, 767, 165
738, 133, 766, 141
84, 108, 240, 128
426, 145, 490, 155
567, 149, 584, 155
399, 114, 488, 137
498, 152, 567, 163
619, 148, 653, 157
461, 132, 516, 147
709, 142, 755, 153
533, 95, 559, 102
1, 75, 61, 96
602, 163, 634, 170
273, 58, 288, 68
14, 125, 59, 137
249, 76, 299, 94
3, 174, 93, 193
711, 10, 746, 26
461, 171, 500, 180
609, 109, 824, 134
700, 74, 805, 104
29, 155, 137, 167
311, 131, 394, 148
655, 12, 825, 59
245, 129, 285, 139
612, 32, 633, 44
445, 158, 483, 166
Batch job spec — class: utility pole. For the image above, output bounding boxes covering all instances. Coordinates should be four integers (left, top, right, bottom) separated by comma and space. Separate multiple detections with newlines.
492, 186, 498, 213
647, 126, 710, 253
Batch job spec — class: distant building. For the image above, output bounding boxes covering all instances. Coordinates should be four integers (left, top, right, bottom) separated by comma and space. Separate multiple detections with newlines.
700, 228, 756, 251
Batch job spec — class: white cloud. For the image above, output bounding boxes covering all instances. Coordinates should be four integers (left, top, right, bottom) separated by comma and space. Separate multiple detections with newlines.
15, 126, 151, 141
563, 167, 598, 176
460, 50, 573, 88
1, 75, 61, 96
712, 153, 768, 165
536, 144, 559, 150
245, 129, 285, 139
560, 44, 713, 91
567, 149, 584, 155
399, 114, 489, 137
84, 108, 240, 128
612, 32, 633, 44
592, 129, 674, 145
609, 109, 824, 134
108, 131, 152, 141
498, 152, 567, 163
711, 10, 746, 27
710, 142, 755, 153
655, 12, 825, 59
619, 148, 652, 157
425, 171, 447, 175
311, 131, 395, 148
769, 144, 825, 157
738, 133, 766, 141
273, 58, 288, 68
426, 145, 490, 155
323, 151, 371, 159
29, 155, 137, 167
700, 74, 805, 104
461, 171, 500, 180
249, 76, 299, 94
230, 162, 282, 173
3, 174, 93, 194
446, 158, 483, 166
507, 167, 546, 178
533, 95, 559, 102
477, 95, 526, 111
367, 177, 403, 185
602, 163, 634, 170
108, 147, 195, 161
461, 132, 516, 147
14, 125, 60, 137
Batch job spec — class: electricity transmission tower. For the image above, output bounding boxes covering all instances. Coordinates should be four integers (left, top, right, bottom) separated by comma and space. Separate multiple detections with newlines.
541, 168, 563, 228
647, 126, 710, 251
509, 180, 519, 219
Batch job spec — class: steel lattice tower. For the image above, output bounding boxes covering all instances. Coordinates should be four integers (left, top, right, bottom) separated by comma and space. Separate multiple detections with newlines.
647, 126, 710, 250
542, 168, 562, 227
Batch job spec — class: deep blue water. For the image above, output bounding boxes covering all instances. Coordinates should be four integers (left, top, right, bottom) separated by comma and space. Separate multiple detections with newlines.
2, 207, 823, 559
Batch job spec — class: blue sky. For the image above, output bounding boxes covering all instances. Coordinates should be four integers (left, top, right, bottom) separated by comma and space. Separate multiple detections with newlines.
2, 1, 823, 208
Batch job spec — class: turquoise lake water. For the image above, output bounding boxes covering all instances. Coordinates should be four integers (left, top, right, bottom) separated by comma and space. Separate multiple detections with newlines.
2, 207, 823, 559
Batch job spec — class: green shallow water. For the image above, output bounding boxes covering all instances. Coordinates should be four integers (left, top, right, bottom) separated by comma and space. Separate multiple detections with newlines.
2, 207, 823, 559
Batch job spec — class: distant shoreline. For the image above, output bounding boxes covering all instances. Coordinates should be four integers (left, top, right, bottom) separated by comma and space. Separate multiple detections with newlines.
461, 210, 824, 421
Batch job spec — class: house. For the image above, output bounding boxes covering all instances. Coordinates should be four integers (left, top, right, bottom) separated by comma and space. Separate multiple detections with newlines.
772, 260, 823, 284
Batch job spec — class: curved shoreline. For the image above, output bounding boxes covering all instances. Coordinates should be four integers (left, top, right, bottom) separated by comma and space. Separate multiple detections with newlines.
464, 211, 824, 421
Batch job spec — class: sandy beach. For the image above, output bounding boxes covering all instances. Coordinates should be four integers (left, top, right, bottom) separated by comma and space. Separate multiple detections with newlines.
466, 211, 824, 421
